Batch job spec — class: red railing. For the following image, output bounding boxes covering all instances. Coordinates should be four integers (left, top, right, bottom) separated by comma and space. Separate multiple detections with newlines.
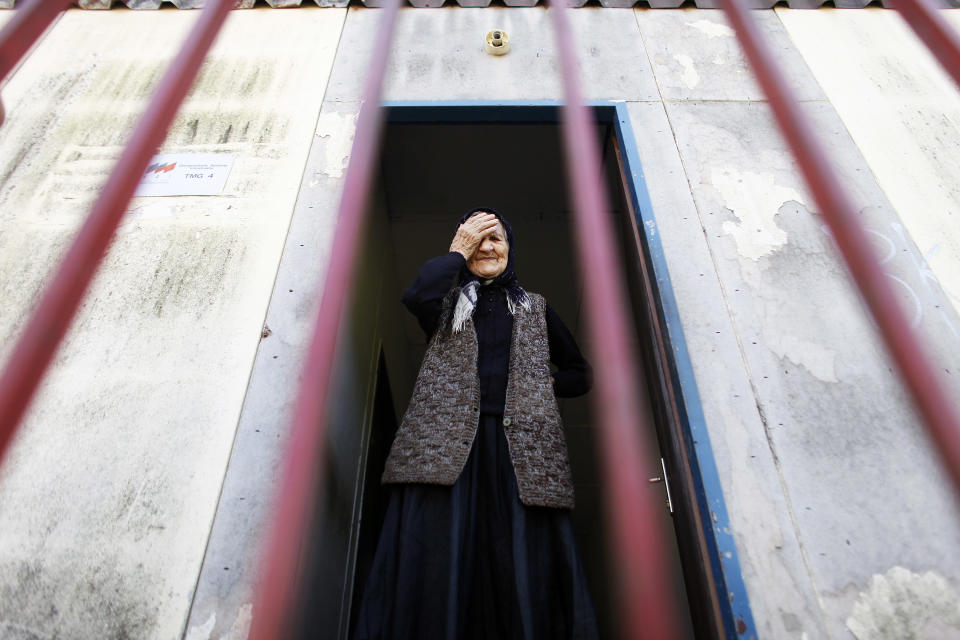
0, 2, 959, 639
0, 0, 73, 83
548, 2, 683, 637
246, 0, 403, 634
894, 0, 960, 89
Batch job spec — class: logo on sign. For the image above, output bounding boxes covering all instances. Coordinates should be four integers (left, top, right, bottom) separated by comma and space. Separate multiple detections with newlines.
145, 162, 177, 175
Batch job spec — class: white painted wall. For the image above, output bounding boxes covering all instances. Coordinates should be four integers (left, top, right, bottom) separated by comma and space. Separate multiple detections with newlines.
0, 8, 344, 639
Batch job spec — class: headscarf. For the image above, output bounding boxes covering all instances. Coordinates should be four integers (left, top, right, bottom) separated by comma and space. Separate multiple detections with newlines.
451, 206, 530, 333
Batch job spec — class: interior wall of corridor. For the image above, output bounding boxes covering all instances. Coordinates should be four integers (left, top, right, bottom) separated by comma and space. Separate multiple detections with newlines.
0, 6, 958, 640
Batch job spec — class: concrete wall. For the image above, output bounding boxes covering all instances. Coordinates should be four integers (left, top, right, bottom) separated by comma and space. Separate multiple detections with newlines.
631, 10, 960, 638
779, 9, 960, 319
0, 8, 344, 639
1, 6, 959, 640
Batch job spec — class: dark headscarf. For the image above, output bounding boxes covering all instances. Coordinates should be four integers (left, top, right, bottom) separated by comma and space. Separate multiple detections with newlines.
456, 206, 530, 313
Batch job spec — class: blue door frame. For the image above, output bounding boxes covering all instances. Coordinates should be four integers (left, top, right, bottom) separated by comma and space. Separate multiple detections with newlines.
383, 100, 757, 639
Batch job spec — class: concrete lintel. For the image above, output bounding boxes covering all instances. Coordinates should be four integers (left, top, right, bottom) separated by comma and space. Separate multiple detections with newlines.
325, 7, 659, 103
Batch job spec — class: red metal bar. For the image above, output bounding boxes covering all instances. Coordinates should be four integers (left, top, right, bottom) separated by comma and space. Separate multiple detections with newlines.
720, 0, 960, 492
548, 3, 683, 639
246, 0, 402, 636
0, 0, 73, 83
894, 0, 960, 89
0, 0, 234, 466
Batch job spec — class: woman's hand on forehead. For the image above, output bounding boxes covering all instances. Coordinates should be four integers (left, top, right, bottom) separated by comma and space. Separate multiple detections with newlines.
464, 213, 500, 236
450, 213, 501, 259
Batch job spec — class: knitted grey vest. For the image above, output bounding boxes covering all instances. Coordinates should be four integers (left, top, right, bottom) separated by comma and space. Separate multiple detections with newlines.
381, 291, 575, 509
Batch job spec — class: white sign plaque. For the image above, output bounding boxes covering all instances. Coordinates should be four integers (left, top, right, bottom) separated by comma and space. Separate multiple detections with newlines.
135, 153, 235, 197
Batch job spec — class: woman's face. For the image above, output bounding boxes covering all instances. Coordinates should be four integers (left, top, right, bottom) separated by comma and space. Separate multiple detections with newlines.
466, 216, 509, 279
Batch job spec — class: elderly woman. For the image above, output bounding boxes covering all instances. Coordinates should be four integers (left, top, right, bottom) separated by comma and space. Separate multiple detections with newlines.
354, 208, 598, 640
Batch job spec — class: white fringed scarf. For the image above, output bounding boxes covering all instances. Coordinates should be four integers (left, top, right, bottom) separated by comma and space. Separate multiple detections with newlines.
451, 279, 531, 333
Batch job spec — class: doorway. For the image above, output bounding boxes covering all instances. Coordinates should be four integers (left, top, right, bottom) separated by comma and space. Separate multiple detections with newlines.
294, 103, 753, 640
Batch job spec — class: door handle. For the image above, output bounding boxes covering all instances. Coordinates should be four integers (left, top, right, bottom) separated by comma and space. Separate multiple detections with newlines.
648, 457, 674, 514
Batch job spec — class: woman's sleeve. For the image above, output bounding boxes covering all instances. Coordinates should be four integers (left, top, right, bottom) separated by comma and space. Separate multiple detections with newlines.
401, 252, 466, 338
546, 303, 593, 398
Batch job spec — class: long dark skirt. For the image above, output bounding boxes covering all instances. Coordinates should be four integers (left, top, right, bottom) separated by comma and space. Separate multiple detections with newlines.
353, 414, 599, 640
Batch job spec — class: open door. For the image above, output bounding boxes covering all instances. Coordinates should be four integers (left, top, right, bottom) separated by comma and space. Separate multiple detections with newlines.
294, 104, 745, 639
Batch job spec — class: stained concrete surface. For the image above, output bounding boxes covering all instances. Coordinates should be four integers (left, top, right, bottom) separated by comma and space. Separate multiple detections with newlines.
189, 7, 960, 640
625, 100, 831, 639
635, 8, 823, 102
629, 9, 960, 636
0, 8, 344, 640
324, 7, 660, 103
630, 9, 837, 637
778, 9, 960, 320
664, 97, 960, 639
2, 5, 960, 640
184, 99, 360, 640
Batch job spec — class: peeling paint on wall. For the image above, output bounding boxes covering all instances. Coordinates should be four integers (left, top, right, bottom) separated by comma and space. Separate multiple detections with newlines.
686, 18, 734, 38
184, 613, 216, 640
713, 166, 806, 261
768, 334, 838, 383
675, 54, 700, 89
314, 111, 358, 178
227, 604, 253, 640
183, 604, 249, 640
846, 567, 960, 640
184, 605, 251, 640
